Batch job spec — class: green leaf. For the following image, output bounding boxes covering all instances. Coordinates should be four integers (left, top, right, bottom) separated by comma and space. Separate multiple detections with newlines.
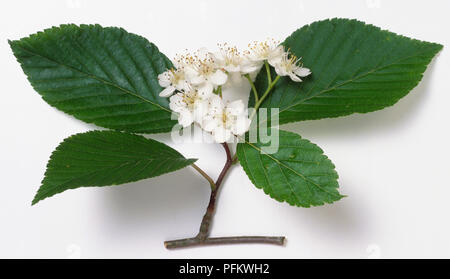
237, 130, 343, 207
251, 18, 443, 125
33, 131, 196, 205
10, 24, 176, 133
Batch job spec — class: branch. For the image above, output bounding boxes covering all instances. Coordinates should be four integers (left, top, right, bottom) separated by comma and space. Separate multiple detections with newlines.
197, 143, 232, 238
165, 236, 285, 249
165, 143, 286, 249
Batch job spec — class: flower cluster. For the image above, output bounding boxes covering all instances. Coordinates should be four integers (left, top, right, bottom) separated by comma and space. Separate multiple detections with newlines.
158, 40, 311, 143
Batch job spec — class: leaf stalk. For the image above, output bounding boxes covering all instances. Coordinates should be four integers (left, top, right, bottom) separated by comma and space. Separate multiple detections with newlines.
191, 163, 216, 190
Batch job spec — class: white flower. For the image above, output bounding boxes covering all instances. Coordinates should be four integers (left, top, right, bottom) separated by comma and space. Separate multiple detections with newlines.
246, 39, 285, 67
202, 96, 251, 143
214, 44, 242, 73
212, 44, 262, 89
162, 43, 311, 143
274, 52, 311, 82
158, 68, 188, 97
214, 44, 261, 75
180, 49, 228, 96
169, 88, 209, 127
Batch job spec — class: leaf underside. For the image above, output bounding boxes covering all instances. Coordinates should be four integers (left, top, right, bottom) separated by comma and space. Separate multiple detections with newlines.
250, 18, 443, 125
10, 24, 176, 133
33, 131, 196, 205
237, 130, 343, 207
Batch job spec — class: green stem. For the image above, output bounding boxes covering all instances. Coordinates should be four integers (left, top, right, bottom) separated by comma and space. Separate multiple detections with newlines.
217, 85, 222, 98
245, 74, 259, 103
265, 61, 272, 84
250, 75, 281, 120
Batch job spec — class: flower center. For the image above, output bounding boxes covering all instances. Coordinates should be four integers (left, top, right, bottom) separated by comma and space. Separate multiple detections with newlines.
221, 111, 235, 129
248, 39, 279, 59
219, 44, 241, 67
182, 91, 200, 110
281, 54, 299, 72
198, 60, 215, 76
170, 68, 184, 84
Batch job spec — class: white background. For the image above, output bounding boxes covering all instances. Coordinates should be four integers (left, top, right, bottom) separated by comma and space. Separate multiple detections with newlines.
1, 0, 449, 258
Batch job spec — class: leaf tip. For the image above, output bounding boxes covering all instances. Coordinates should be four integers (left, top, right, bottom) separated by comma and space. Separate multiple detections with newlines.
31, 196, 40, 206
31, 187, 46, 206
7, 39, 17, 49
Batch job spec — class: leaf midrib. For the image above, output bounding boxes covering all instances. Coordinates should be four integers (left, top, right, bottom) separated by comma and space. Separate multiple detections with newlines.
42, 156, 190, 192
241, 139, 341, 199
274, 46, 437, 116
14, 43, 172, 114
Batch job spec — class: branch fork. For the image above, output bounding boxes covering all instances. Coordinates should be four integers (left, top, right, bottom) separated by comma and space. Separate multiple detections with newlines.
164, 143, 286, 249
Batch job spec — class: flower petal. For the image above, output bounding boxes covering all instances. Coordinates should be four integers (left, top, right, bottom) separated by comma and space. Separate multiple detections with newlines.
159, 86, 176, 97
274, 64, 287, 77
169, 94, 184, 112
289, 73, 302, 82
158, 72, 171, 87
240, 61, 263, 74
213, 126, 232, 143
210, 70, 228, 85
193, 100, 209, 123
202, 117, 218, 132
190, 74, 205, 85
226, 100, 245, 115
267, 46, 285, 66
233, 115, 251, 135
294, 67, 311, 77
224, 65, 241, 73
198, 82, 214, 98
175, 80, 188, 91
178, 109, 194, 127
208, 94, 224, 113
212, 51, 225, 64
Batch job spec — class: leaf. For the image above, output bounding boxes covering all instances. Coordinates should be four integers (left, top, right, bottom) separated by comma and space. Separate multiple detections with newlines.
33, 131, 196, 205
250, 18, 443, 125
10, 24, 176, 133
237, 130, 343, 207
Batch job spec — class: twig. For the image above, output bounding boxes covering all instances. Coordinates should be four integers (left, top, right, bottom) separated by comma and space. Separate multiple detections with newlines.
165, 236, 285, 249
197, 143, 233, 239
191, 163, 215, 190
165, 143, 286, 249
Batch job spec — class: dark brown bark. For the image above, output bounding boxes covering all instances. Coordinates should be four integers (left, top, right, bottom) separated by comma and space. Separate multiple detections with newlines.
164, 143, 286, 249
